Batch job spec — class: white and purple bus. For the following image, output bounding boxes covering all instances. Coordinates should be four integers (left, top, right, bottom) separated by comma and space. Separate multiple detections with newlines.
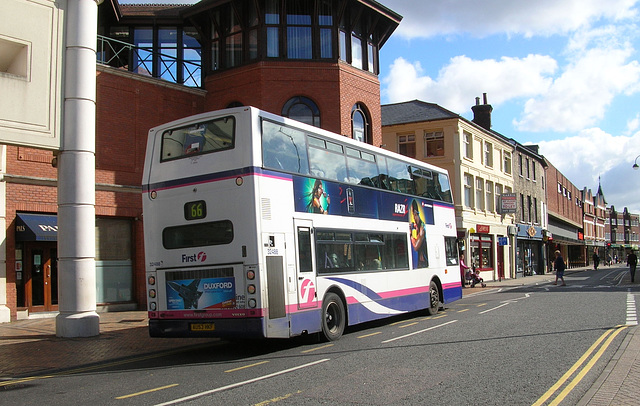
142, 106, 462, 340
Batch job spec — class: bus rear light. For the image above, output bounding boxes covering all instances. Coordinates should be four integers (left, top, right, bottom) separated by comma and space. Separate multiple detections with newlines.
148, 275, 156, 285
247, 270, 255, 280
150, 302, 157, 311
247, 284, 256, 294
150, 190, 157, 199
248, 299, 257, 308
149, 289, 156, 298
235, 177, 243, 186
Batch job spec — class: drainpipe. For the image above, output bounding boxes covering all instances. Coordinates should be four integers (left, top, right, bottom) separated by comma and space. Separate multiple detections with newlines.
55, 0, 103, 337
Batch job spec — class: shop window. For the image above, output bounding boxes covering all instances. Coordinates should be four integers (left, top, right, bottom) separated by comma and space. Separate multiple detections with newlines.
470, 234, 493, 271
95, 218, 133, 303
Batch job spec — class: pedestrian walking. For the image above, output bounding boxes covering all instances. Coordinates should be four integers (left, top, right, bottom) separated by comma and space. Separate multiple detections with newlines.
553, 250, 566, 286
592, 251, 600, 271
628, 250, 638, 283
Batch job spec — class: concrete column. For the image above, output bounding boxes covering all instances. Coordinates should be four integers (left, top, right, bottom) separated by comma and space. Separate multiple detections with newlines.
0, 145, 9, 323
55, 0, 102, 337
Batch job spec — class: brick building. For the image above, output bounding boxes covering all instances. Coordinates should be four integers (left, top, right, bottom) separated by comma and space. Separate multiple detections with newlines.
545, 160, 585, 268
1, 0, 401, 320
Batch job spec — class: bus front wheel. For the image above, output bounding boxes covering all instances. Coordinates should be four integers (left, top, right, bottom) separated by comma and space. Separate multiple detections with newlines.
426, 280, 440, 316
322, 293, 345, 341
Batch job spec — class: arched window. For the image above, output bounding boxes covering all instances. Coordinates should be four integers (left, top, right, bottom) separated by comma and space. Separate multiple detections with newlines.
282, 96, 321, 127
351, 103, 370, 144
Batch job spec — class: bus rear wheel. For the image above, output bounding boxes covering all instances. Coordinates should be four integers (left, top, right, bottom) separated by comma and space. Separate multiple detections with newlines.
426, 280, 440, 316
322, 293, 345, 341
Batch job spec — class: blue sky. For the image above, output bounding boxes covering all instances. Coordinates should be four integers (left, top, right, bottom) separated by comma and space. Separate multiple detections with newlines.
117, 0, 640, 214
378, 0, 640, 214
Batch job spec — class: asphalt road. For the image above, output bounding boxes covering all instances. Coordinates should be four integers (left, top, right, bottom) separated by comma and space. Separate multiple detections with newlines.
3, 266, 635, 406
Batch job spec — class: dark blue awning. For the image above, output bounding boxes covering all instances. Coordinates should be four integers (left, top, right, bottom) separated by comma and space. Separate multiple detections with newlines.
15, 213, 58, 241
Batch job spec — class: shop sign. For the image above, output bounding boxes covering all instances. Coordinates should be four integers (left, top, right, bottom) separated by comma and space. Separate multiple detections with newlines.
501, 193, 517, 213
476, 224, 490, 234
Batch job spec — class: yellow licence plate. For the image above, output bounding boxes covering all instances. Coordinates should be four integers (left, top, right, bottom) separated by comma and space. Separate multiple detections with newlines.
190, 323, 215, 331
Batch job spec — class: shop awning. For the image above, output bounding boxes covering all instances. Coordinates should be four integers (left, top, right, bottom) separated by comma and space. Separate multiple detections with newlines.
15, 213, 58, 241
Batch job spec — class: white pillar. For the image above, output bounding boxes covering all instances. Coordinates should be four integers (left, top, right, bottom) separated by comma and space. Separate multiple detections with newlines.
55, 0, 102, 337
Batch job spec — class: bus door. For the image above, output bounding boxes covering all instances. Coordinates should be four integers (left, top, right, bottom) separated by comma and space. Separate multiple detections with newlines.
294, 220, 318, 310
263, 232, 289, 337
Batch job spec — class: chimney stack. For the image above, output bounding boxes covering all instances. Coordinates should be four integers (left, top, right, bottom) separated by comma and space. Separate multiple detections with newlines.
471, 93, 492, 131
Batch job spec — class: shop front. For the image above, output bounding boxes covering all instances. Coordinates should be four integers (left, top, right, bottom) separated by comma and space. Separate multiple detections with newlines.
461, 224, 508, 282
515, 224, 546, 276
14, 213, 137, 316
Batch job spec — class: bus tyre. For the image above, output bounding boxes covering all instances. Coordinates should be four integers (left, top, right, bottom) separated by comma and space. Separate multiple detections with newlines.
426, 280, 440, 316
322, 293, 345, 341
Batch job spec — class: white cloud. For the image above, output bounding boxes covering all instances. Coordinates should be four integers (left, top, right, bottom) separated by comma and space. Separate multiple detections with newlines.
381, 0, 639, 39
383, 55, 557, 113
514, 42, 640, 132
536, 129, 640, 213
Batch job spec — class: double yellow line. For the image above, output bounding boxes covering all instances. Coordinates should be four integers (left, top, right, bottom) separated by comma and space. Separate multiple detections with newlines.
532, 325, 628, 406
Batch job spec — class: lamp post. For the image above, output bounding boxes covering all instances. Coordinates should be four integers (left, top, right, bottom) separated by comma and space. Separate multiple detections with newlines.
634, 154, 640, 170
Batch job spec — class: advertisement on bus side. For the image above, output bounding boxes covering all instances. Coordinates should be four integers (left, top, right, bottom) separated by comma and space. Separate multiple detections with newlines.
166, 277, 236, 310
292, 176, 434, 224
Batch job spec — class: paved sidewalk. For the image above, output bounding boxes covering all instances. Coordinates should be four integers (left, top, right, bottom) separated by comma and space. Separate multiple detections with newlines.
0, 266, 637, 406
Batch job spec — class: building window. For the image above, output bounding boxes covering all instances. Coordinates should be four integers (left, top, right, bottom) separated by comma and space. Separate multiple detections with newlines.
484, 142, 493, 167
282, 96, 321, 127
351, 103, 370, 143
463, 132, 473, 159
525, 157, 530, 179
265, 0, 280, 57
398, 134, 415, 158
527, 195, 532, 222
532, 162, 537, 181
486, 181, 494, 212
519, 154, 524, 176
319, 0, 333, 59
520, 194, 525, 220
533, 197, 538, 223
476, 177, 485, 211
464, 173, 473, 208
424, 131, 444, 157
350, 19, 363, 69
286, 0, 312, 59
503, 151, 512, 175
495, 184, 502, 213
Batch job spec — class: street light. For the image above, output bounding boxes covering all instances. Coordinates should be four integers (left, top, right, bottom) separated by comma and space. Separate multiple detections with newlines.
634, 154, 640, 170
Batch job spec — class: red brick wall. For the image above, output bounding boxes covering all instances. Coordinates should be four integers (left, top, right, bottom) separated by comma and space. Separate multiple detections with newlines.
546, 161, 583, 225
203, 61, 381, 144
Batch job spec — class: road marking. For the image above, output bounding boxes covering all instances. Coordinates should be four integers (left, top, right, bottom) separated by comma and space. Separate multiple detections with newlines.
253, 390, 302, 406
116, 384, 179, 399
225, 360, 270, 373
154, 359, 330, 406
398, 322, 418, 328
381, 320, 457, 343
456, 309, 470, 313
357, 331, 382, 339
301, 344, 333, 353
532, 326, 628, 406
627, 291, 638, 326
478, 302, 510, 314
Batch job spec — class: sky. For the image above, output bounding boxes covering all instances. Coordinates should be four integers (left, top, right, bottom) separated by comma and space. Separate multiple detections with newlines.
116, 0, 640, 214
377, 0, 640, 214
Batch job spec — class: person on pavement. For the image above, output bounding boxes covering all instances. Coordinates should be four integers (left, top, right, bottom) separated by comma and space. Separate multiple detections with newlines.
628, 250, 638, 283
553, 250, 566, 286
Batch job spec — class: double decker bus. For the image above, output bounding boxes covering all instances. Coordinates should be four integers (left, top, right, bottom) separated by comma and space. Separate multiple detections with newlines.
142, 106, 462, 340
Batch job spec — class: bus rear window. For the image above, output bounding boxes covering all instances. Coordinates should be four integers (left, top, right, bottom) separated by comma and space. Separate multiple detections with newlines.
160, 116, 235, 162
162, 220, 234, 249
